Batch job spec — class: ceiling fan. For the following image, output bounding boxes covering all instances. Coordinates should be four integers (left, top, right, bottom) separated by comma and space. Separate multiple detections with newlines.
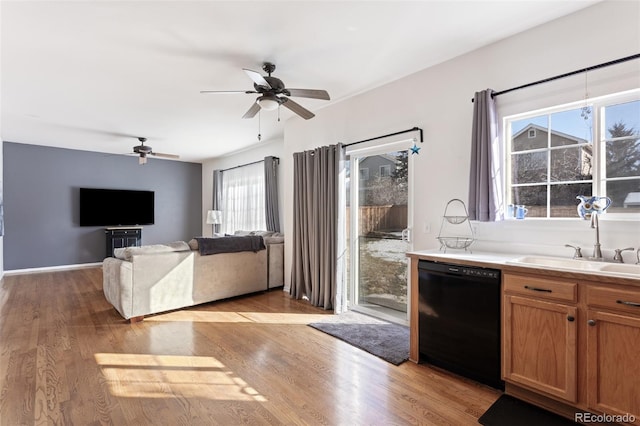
131, 137, 180, 165
200, 62, 330, 120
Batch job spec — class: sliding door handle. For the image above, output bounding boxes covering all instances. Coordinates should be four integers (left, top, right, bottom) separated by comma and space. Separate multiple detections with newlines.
401, 228, 411, 243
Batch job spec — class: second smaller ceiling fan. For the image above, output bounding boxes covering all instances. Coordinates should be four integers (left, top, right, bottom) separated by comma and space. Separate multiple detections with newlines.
131, 137, 179, 165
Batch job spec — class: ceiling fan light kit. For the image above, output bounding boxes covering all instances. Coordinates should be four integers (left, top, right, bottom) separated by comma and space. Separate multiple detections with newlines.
256, 95, 280, 111
201, 62, 330, 121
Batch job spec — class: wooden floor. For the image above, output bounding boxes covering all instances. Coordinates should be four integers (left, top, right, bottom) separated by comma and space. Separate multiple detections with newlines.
0, 268, 500, 425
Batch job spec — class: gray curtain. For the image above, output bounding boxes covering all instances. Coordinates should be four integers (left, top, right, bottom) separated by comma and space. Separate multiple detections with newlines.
468, 89, 502, 221
264, 156, 281, 232
290, 144, 343, 310
212, 169, 223, 233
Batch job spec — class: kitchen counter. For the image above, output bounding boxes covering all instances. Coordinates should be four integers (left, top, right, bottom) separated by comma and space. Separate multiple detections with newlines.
407, 249, 640, 286
409, 249, 640, 423
407, 249, 640, 363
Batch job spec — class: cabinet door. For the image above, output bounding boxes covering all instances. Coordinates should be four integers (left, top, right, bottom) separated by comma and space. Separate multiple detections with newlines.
503, 294, 577, 402
587, 310, 640, 424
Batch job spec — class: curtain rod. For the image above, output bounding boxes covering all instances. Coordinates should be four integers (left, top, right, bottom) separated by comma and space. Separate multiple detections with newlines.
220, 156, 279, 172
343, 127, 423, 147
471, 53, 640, 102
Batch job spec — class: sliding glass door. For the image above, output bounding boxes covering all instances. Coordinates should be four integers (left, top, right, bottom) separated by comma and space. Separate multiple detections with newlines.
345, 141, 413, 324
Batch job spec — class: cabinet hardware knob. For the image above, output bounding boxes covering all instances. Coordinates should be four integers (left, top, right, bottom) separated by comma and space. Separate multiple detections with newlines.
587, 319, 596, 326
567, 316, 575, 322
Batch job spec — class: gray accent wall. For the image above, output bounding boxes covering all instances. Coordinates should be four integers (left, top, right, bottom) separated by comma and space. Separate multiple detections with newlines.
3, 142, 202, 270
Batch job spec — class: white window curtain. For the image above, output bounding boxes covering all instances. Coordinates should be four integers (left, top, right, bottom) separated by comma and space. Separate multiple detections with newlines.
221, 162, 267, 234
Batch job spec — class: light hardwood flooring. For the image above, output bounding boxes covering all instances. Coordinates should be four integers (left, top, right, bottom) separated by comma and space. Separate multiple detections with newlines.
0, 268, 500, 425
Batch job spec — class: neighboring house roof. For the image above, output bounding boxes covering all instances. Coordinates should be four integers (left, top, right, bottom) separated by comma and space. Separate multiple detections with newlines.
513, 123, 589, 145
624, 192, 640, 207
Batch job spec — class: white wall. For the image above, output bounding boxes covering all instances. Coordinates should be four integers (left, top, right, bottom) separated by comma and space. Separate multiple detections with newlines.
282, 1, 640, 290
201, 138, 284, 236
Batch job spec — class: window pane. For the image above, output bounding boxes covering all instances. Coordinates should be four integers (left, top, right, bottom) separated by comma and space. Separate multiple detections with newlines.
550, 183, 592, 217
549, 108, 593, 146
550, 146, 592, 181
511, 152, 547, 184
605, 100, 640, 137
606, 139, 640, 179
511, 185, 546, 217
605, 179, 640, 213
511, 116, 547, 151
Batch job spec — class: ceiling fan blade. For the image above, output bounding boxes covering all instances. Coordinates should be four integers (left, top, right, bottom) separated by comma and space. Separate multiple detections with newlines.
243, 68, 271, 89
150, 152, 180, 159
281, 98, 315, 120
286, 88, 330, 100
200, 90, 257, 94
242, 102, 261, 119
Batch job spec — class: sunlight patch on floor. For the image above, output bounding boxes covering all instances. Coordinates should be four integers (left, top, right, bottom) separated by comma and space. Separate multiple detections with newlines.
94, 353, 267, 401
144, 310, 253, 323
144, 310, 331, 324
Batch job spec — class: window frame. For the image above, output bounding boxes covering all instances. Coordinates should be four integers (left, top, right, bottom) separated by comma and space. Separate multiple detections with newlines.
503, 89, 640, 220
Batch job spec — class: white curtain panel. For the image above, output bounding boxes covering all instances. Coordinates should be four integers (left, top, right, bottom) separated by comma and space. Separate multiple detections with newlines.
221, 162, 267, 234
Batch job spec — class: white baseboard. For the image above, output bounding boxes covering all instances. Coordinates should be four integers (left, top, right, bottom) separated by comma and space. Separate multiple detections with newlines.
4, 262, 103, 276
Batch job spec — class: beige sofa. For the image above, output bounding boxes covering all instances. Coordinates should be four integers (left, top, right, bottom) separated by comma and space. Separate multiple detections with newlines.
103, 235, 283, 322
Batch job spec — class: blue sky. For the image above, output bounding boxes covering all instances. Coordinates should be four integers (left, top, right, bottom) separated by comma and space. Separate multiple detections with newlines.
511, 99, 639, 142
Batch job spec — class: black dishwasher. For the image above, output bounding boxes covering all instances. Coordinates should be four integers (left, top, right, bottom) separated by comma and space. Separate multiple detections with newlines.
418, 260, 503, 390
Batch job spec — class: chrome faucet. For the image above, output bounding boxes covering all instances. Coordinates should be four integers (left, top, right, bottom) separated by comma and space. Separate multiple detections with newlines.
589, 214, 603, 261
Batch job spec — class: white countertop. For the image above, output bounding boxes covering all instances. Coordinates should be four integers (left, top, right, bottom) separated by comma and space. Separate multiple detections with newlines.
407, 249, 640, 283
407, 249, 520, 265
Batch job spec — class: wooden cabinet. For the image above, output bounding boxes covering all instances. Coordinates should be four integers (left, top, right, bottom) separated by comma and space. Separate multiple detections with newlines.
585, 286, 640, 422
503, 272, 640, 425
105, 227, 142, 257
503, 274, 578, 402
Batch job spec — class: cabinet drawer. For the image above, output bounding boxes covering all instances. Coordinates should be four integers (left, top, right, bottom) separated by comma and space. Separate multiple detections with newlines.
587, 285, 640, 315
503, 274, 577, 303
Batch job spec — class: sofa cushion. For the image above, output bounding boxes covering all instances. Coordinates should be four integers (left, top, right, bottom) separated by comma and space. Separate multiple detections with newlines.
116, 241, 191, 261
263, 236, 284, 245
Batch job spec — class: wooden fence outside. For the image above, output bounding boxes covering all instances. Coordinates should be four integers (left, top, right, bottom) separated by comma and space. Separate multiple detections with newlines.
346, 205, 408, 236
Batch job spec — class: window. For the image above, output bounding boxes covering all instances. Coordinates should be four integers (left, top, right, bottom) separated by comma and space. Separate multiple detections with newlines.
505, 91, 640, 218
379, 164, 391, 177
221, 162, 266, 234
359, 167, 369, 180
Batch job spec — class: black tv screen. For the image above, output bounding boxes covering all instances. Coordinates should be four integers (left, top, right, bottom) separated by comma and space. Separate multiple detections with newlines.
80, 188, 154, 226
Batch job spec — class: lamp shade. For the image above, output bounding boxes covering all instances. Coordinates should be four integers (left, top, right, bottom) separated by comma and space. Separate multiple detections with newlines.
206, 210, 222, 225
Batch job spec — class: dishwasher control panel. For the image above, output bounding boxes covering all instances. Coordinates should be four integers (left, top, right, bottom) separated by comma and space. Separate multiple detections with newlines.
462, 268, 500, 280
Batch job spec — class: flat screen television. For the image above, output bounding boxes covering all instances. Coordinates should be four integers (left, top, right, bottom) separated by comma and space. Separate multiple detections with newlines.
79, 188, 154, 226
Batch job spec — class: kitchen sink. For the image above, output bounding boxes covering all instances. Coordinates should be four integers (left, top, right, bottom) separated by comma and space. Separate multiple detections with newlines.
599, 263, 640, 274
507, 255, 640, 278
508, 256, 603, 271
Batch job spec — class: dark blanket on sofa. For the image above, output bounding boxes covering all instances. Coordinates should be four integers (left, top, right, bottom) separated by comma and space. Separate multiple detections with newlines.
195, 236, 266, 256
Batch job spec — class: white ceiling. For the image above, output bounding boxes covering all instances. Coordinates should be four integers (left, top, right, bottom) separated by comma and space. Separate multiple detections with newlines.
1, 0, 601, 163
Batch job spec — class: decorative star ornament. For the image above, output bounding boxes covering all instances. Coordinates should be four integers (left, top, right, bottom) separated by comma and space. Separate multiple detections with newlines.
410, 143, 421, 155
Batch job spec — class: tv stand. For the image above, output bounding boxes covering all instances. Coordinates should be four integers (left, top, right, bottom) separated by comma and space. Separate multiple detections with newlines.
105, 227, 142, 257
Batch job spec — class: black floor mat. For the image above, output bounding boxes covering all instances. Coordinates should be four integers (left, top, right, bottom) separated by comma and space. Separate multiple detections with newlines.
478, 394, 578, 426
